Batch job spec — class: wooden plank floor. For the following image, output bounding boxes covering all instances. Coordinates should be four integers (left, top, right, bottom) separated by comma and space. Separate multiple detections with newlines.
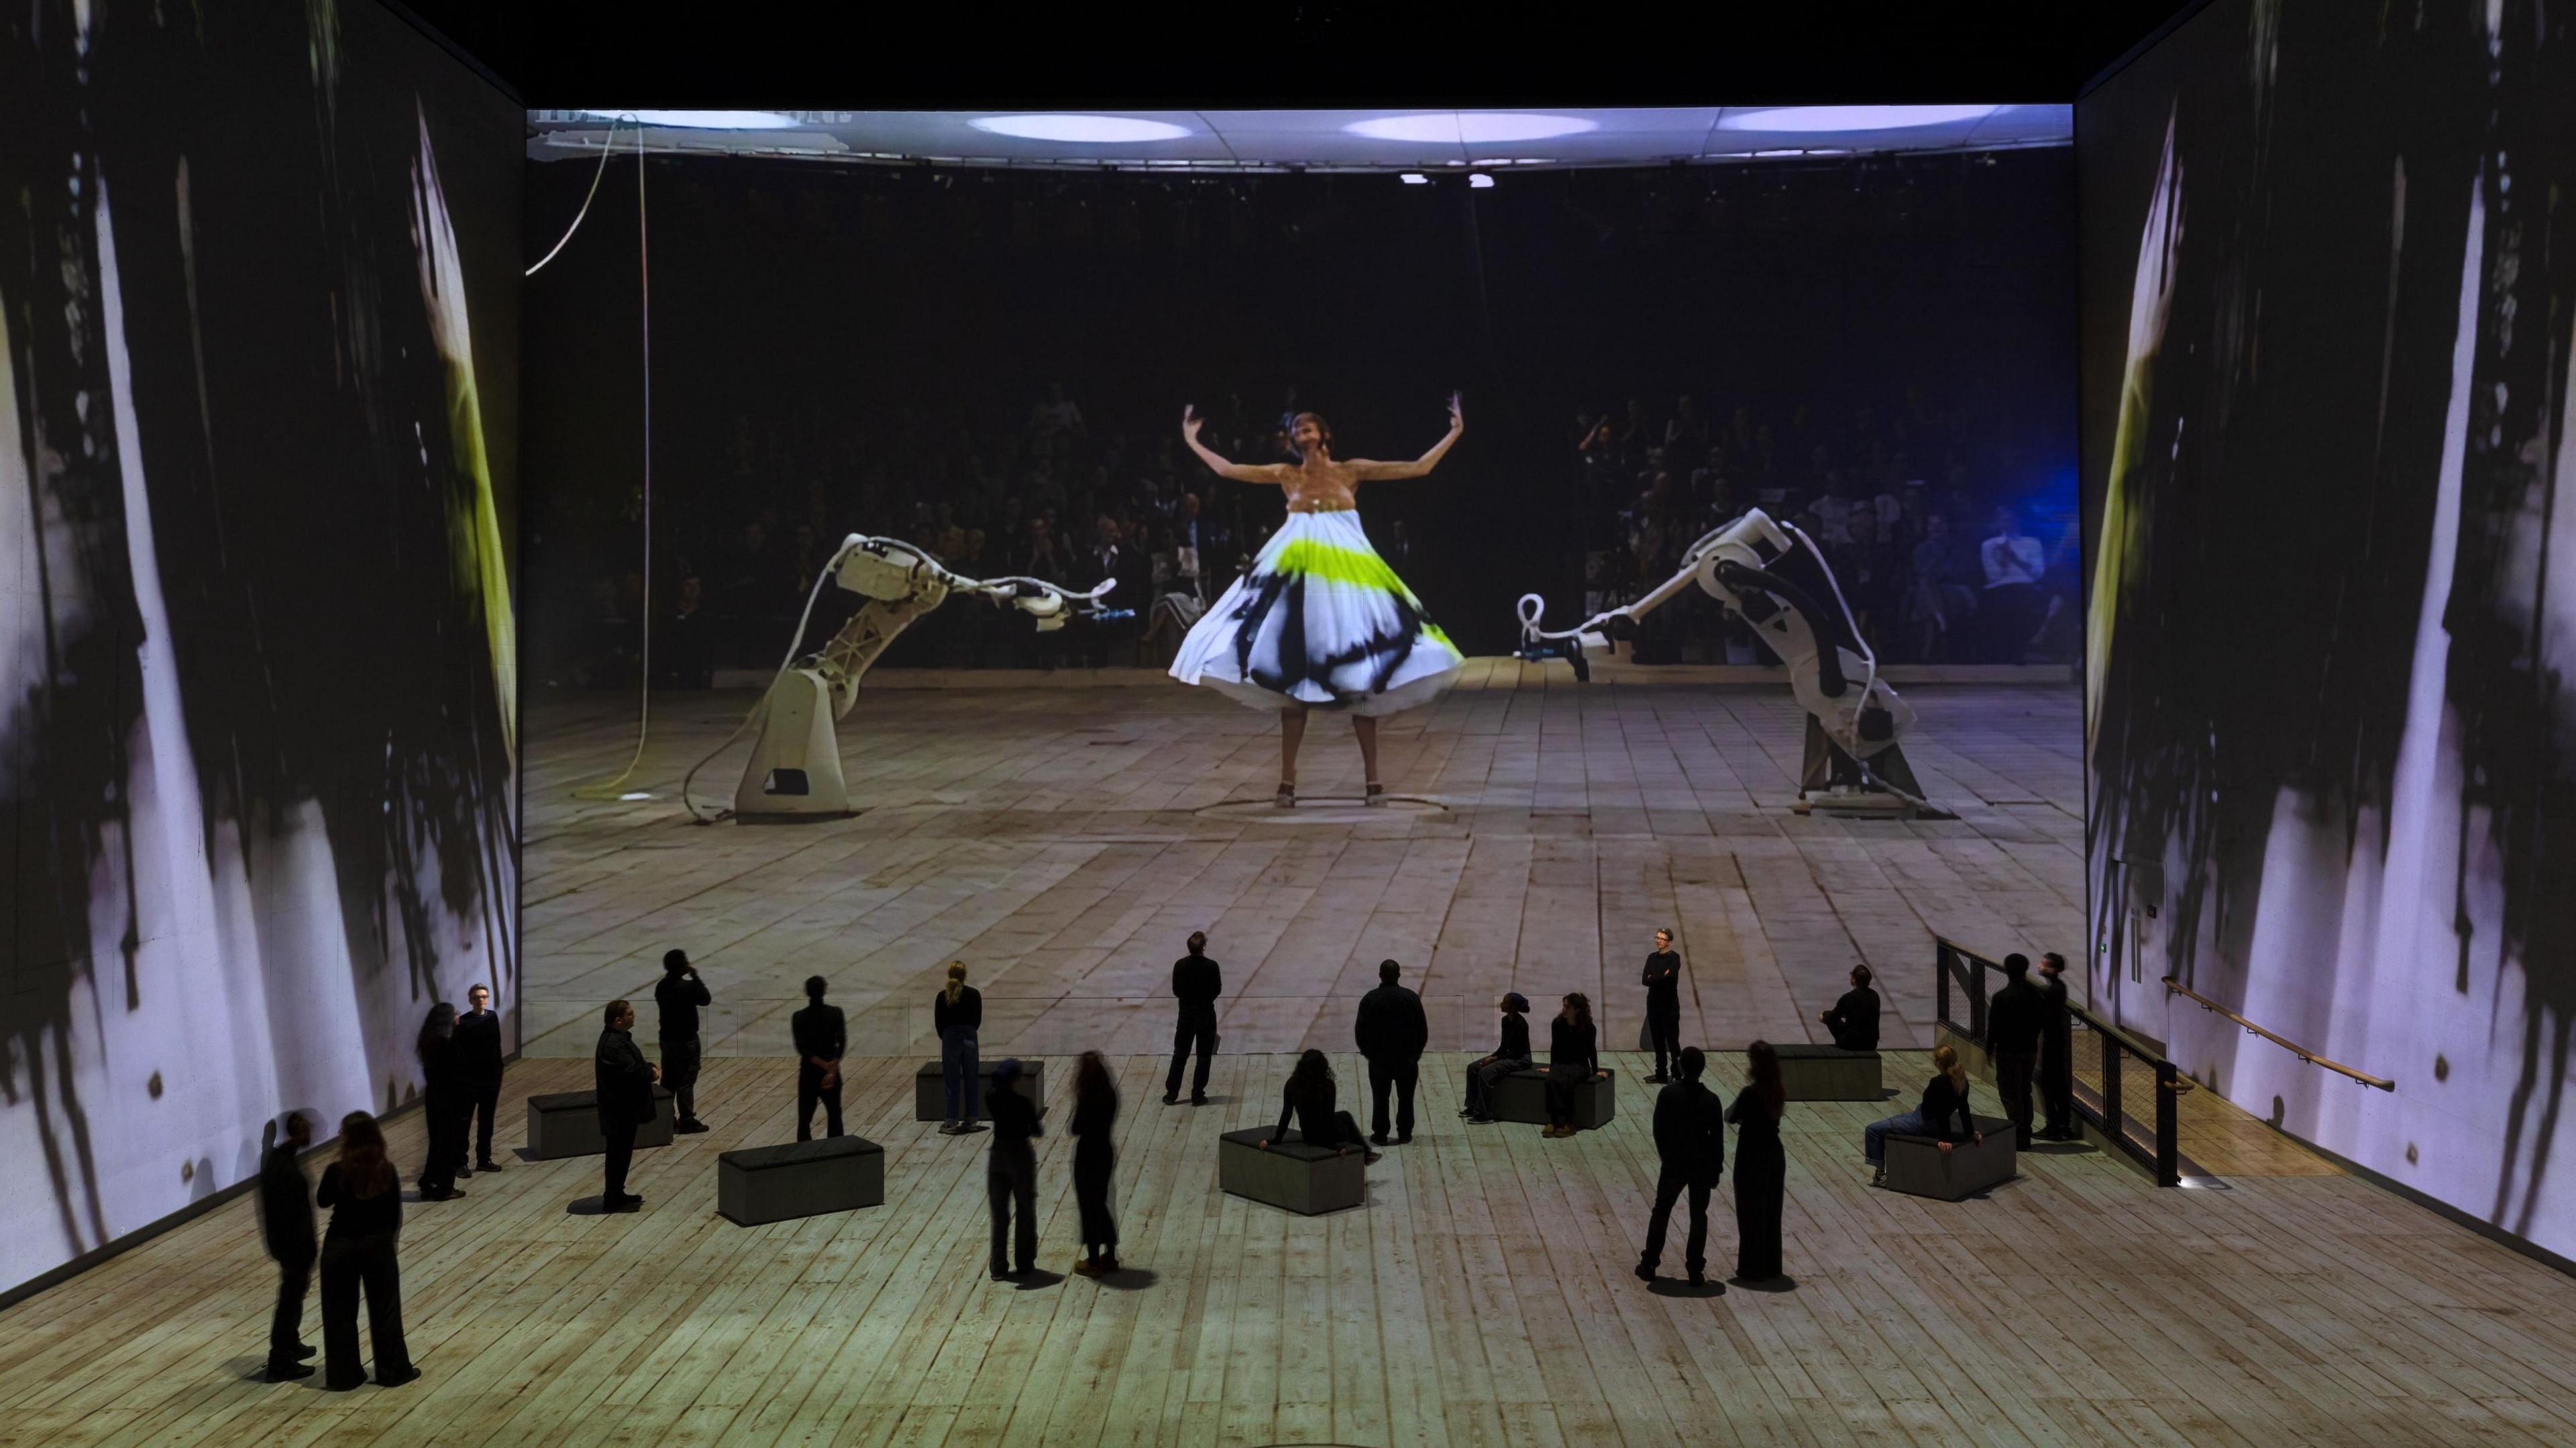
522, 664, 2086, 1060
5, 1051, 2573, 1448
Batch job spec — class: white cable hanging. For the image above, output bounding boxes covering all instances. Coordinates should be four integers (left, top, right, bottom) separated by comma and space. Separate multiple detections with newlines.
569, 121, 657, 801
524, 113, 626, 277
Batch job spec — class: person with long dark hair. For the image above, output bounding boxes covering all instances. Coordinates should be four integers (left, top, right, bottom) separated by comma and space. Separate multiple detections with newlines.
1069, 1051, 1120, 1275
1729, 1041, 1790, 1284
317, 1111, 417, 1390
1542, 993, 1603, 1138
1460, 993, 1532, 1124
936, 962, 985, 1135
1262, 1049, 1377, 1161
414, 1003, 466, 1201
1170, 398, 1468, 805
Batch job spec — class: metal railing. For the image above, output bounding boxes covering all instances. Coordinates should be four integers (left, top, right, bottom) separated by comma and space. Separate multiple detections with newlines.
1936, 938, 2181, 1186
2161, 978, 2394, 1090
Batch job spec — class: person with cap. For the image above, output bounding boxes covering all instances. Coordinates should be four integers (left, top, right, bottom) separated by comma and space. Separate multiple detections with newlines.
1353, 958, 1430, 1145
985, 1058, 1044, 1280
935, 962, 986, 1134
654, 950, 712, 1133
1165, 930, 1222, 1106
1460, 993, 1532, 1124
1986, 952, 2046, 1148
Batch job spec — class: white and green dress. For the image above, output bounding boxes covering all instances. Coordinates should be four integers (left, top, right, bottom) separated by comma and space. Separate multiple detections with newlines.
1171, 508, 1464, 716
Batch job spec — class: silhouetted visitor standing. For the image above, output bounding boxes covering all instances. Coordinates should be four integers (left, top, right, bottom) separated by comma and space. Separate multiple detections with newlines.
1635, 1046, 1725, 1286
1460, 993, 1531, 1123
2036, 952, 2076, 1140
936, 962, 985, 1134
1820, 964, 1881, 1051
1986, 953, 2045, 1148
258, 1112, 318, 1380
655, 950, 713, 1133
595, 999, 657, 1210
317, 1111, 417, 1390
455, 984, 506, 1172
1642, 929, 1684, 1082
1070, 1050, 1120, 1274
1542, 993, 1604, 1138
1729, 1042, 1789, 1284
1265, 1049, 1376, 1160
1165, 931, 1222, 1105
1865, 1044, 1982, 1185
415, 1003, 466, 1201
987, 1058, 1044, 1280
793, 977, 847, 1140
1354, 959, 1429, 1145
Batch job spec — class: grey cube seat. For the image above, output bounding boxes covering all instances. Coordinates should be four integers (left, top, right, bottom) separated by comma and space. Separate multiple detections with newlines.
915, 1059, 1045, 1121
1218, 1128, 1366, 1215
525, 1087, 675, 1160
1882, 1114, 2017, 1200
718, 1136, 885, 1225
1774, 1044, 1883, 1101
1482, 1067, 1617, 1129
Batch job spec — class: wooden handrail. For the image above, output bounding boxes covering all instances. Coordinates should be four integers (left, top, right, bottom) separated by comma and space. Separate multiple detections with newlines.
2161, 978, 2394, 1090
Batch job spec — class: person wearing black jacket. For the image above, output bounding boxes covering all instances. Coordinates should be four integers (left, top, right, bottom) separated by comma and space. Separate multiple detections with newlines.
1164, 931, 1222, 1106
1985, 953, 2046, 1148
317, 1111, 416, 1390
414, 1003, 466, 1202
1635, 1046, 1725, 1285
792, 977, 847, 1140
1542, 993, 1605, 1138
936, 962, 985, 1133
455, 984, 506, 1172
1819, 964, 1881, 1052
655, 950, 713, 1134
1354, 959, 1430, 1145
2035, 952, 2076, 1140
258, 1112, 319, 1380
1263, 1048, 1376, 1160
1729, 1042, 1789, 1284
1460, 993, 1532, 1123
595, 1000, 659, 1211
1864, 1044, 1982, 1184
985, 1058, 1045, 1280
1642, 929, 1684, 1082
1069, 1050, 1120, 1275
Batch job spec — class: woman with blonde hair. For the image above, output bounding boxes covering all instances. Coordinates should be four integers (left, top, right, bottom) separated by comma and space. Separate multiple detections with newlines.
1863, 1043, 1983, 1185
317, 1111, 417, 1390
935, 962, 985, 1135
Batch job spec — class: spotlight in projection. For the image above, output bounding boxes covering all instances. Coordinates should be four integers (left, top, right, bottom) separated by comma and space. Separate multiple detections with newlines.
1719, 105, 1998, 133
1344, 113, 1599, 144
586, 109, 800, 130
1468, 173, 1495, 189
619, 791, 656, 801
1399, 173, 1430, 184
967, 114, 1193, 143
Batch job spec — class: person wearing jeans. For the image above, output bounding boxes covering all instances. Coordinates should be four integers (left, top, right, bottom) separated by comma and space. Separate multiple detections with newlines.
1864, 1044, 1982, 1184
936, 962, 985, 1134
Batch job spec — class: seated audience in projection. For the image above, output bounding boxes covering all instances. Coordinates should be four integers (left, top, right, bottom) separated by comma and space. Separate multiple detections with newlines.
1263, 1050, 1377, 1161
1820, 964, 1881, 1051
1461, 993, 1534, 1124
1542, 993, 1607, 1139
1864, 1044, 1983, 1186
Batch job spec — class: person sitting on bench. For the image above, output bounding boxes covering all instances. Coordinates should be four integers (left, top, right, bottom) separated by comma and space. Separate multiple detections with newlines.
1819, 964, 1880, 1051
1460, 993, 1531, 1124
1261, 1049, 1377, 1163
1542, 993, 1605, 1138
1863, 1043, 1982, 1186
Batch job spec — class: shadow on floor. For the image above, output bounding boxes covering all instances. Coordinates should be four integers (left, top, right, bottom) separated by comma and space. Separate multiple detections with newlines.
1646, 1278, 1726, 1298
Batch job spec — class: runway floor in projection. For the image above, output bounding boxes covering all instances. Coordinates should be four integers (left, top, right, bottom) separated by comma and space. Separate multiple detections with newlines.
521, 660, 2084, 1059
8, 1052, 2575, 1448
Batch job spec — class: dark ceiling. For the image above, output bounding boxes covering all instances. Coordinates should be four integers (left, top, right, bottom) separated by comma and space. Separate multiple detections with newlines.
383, 1, 2209, 111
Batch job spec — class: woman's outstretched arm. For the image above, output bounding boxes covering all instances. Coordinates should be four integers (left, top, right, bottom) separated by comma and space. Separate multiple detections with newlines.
1184, 404, 1285, 484
1350, 392, 1464, 480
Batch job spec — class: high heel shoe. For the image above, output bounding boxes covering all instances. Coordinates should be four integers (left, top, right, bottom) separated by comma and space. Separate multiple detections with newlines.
1364, 782, 1387, 806
1276, 782, 1297, 807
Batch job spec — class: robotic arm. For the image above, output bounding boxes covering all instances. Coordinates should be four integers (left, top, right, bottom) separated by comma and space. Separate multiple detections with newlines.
1518, 509, 1928, 807
688, 533, 1126, 821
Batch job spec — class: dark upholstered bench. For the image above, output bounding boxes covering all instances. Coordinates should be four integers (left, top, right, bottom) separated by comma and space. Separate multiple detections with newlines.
1883, 1114, 2017, 1200
1481, 1067, 1617, 1129
717, 1136, 885, 1225
913, 1059, 1045, 1121
525, 1087, 675, 1160
1774, 1044, 1883, 1101
1218, 1128, 1366, 1215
